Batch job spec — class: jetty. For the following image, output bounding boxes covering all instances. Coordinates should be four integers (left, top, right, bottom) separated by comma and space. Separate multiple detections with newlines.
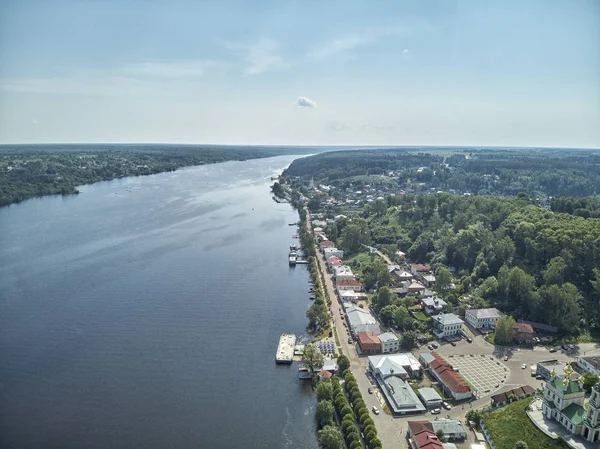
276, 334, 296, 364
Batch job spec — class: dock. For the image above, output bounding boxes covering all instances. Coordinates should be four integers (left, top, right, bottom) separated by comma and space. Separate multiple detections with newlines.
276, 334, 296, 364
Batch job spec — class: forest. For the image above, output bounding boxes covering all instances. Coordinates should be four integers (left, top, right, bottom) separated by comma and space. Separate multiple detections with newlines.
0, 144, 320, 206
322, 193, 600, 338
284, 148, 600, 198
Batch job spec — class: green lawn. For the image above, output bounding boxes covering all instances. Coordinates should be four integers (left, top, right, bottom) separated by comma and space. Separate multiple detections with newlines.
413, 312, 430, 321
482, 398, 569, 449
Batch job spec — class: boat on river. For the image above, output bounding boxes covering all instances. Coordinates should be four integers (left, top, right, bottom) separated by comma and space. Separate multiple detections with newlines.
276, 334, 296, 364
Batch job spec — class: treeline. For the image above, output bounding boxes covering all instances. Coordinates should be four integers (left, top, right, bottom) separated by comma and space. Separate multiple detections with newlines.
0, 145, 320, 207
284, 148, 600, 198
350, 193, 599, 335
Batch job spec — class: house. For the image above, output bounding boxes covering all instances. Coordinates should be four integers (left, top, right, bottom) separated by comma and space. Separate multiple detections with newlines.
426, 352, 472, 400
410, 263, 431, 276
326, 255, 343, 270
432, 313, 464, 339
542, 364, 600, 442
513, 322, 535, 343
368, 354, 426, 415
423, 275, 436, 288
421, 297, 447, 316
379, 332, 400, 353
318, 240, 335, 251
346, 305, 381, 335
323, 247, 344, 260
464, 308, 501, 329
418, 388, 443, 408
388, 264, 401, 274
334, 265, 354, 281
517, 319, 558, 334
336, 279, 363, 292
357, 332, 381, 354
407, 422, 443, 449
490, 385, 535, 407
430, 420, 467, 441
393, 270, 413, 282
577, 355, 600, 376
537, 360, 575, 380
339, 290, 363, 303
408, 281, 426, 293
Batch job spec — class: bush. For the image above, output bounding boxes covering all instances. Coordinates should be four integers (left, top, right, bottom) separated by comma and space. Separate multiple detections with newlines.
337, 355, 351, 372
349, 441, 362, 449
345, 380, 358, 391
340, 405, 354, 418
368, 436, 382, 449
363, 424, 376, 436
352, 399, 365, 410
359, 412, 371, 425
363, 417, 375, 429
316, 400, 335, 429
366, 430, 377, 442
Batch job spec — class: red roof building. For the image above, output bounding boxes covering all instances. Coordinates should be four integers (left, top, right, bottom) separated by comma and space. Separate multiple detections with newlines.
319, 240, 335, 249
336, 279, 363, 292
407, 420, 443, 449
428, 352, 471, 400
356, 332, 381, 354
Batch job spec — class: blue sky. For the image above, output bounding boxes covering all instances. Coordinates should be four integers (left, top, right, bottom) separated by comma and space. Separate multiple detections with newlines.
0, 0, 598, 147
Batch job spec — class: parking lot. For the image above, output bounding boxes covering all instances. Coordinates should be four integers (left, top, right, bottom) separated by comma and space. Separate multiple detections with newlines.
445, 353, 509, 398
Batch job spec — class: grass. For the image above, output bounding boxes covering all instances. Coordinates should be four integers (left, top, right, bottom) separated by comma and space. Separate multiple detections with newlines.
482, 398, 569, 449
383, 404, 392, 415
485, 332, 495, 344
413, 312, 430, 321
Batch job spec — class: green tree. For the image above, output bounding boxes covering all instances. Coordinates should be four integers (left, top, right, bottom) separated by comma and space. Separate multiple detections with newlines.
394, 306, 413, 330
340, 219, 370, 254
379, 304, 398, 326
317, 425, 343, 449
465, 410, 482, 426
337, 355, 350, 372
316, 380, 333, 402
436, 429, 447, 442
582, 374, 600, 394
301, 344, 324, 376
375, 287, 393, 310
513, 441, 528, 449
494, 316, 516, 344
402, 330, 416, 349
543, 256, 567, 285
316, 400, 335, 428
435, 266, 453, 295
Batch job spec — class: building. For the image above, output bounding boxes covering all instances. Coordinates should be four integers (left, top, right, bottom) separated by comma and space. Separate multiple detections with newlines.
464, 308, 501, 329
407, 421, 453, 449
418, 388, 443, 408
318, 240, 335, 251
423, 275, 436, 288
513, 322, 535, 343
393, 270, 413, 282
408, 281, 426, 293
336, 279, 363, 292
542, 364, 600, 442
410, 263, 431, 276
323, 247, 344, 260
430, 420, 467, 441
490, 385, 535, 407
537, 360, 574, 380
326, 255, 343, 270
426, 352, 472, 400
334, 265, 354, 281
517, 319, 558, 334
338, 290, 367, 303
357, 332, 381, 354
345, 305, 381, 335
369, 354, 425, 415
432, 313, 464, 339
379, 332, 400, 353
577, 355, 600, 376
421, 297, 447, 315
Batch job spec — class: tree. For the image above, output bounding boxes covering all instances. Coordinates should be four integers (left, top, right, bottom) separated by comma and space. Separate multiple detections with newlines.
316, 400, 335, 428
337, 355, 350, 372
435, 429, 447, 442
301, 344, 324, 375
513, 441, 528, 449
402, 330, 416, 349
316, 380, 333, 402
340, 220, 370, 254
543, 257, 567, 285
376, 287, 393, 310
379, 304, 398, 326
317, 425, 343, 449
494, 316, 516, 345
465, 410, 482, 426
435, 266, 453, 295
394, 306, 413, 330
582, 374, 600, 394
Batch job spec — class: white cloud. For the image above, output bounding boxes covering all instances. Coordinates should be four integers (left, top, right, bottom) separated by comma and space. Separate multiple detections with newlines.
296, 96, 317, 108
402, 49, 409, 54
223, 38, 288, 75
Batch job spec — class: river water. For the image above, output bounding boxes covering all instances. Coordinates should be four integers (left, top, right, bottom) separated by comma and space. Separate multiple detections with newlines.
0, 155, 319, 449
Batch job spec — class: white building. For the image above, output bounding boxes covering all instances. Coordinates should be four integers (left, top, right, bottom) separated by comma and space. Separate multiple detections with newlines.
577, 355, 600, 376
323, 247, 344, 260
464, 308, 501, 329
334, 265, 354, 281
336, 279, 363, 292
345, 305, 381, 335
379, 332, 400, 354
432, 313, 464, 339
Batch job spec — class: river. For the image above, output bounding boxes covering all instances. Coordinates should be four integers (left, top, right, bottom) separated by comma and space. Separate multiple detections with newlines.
0, 155, 319, 449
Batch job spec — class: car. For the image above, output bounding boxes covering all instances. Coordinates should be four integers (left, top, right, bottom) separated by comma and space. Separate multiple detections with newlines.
568, 344, 576, 350
466, 337, 472, 343
549, 347, 557, 353
561, 344, 568, 350
368, 387, 373, 394
522, 363, 527, 369
427, 344, 434, 350
348, 338, 353, 344
536, 375, 544, 380
372, 406, 380, 415
504, 355, 509, 361
431, 408, 441, 415
450, 341, 456, 347
431, 343, 438, 349
442, 401, 451, 410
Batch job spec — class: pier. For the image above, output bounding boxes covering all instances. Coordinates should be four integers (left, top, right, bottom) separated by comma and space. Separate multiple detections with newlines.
276, 334, 296, 363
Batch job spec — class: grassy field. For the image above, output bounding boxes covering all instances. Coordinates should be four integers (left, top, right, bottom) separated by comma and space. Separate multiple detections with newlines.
482, 398, 569, 449
413, 312, 430, 321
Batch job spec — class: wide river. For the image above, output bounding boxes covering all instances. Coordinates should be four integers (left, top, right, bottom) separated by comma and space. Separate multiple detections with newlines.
0, 155, 319, 449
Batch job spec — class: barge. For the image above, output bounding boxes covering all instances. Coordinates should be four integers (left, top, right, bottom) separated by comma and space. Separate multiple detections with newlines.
276, 334, 296, 364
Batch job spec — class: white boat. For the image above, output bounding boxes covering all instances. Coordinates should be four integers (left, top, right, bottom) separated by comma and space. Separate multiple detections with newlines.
276, 334, 296, 364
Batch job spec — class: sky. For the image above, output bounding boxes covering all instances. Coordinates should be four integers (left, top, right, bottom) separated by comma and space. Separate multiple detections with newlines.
0, 0, 598, 147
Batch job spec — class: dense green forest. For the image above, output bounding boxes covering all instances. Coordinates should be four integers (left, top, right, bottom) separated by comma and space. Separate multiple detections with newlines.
0, 144, 321, 206
325, 193, 600, 337
285, 148, 600, 198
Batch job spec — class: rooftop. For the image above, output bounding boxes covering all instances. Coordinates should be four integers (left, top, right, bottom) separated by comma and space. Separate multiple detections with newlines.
378, 332, 399, 343
549, 375, 583, 395
418, 387, 443, 403
465, 308, 501, 319
432, 313, 463, 326
369, 353, 422, 375
357, 331, 381, 346
513, 322, 534, 333
376, 375, 426, 415
517, 319, 558, 333
336, 279, 362, 287
411, 263, 431, 272
422, 297, 447, 308
430, 352, 471, 394
430, 419, 465, 437
561, 402, 586, 425
319, 240, 335, 247
579, 354, 600, 371
490, 385, 535, 404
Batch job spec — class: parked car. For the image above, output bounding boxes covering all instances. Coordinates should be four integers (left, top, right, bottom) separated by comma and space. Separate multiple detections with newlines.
431, 343, 438, 349
427, 344, 434, 350
466, 337, 473, 343
431, 408, 441, 415
372, 406, 380, 415
549, 347, 557, 353
561, 344, 569, 350
504, 355, 509, 361
442, 402, 451, 410
521, 363, 527, 369
348, 337, 353, 344
568, 344, 576, 350
450, 341, 457, 347
368, 388, 373, 394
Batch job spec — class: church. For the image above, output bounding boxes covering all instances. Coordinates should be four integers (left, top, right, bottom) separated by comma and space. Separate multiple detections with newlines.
541, 363, 600, 443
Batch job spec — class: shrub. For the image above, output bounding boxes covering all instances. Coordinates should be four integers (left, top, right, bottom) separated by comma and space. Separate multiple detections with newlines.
363, 424, 376, 436
359, 412, 371, 425
340, 405, 354, 418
